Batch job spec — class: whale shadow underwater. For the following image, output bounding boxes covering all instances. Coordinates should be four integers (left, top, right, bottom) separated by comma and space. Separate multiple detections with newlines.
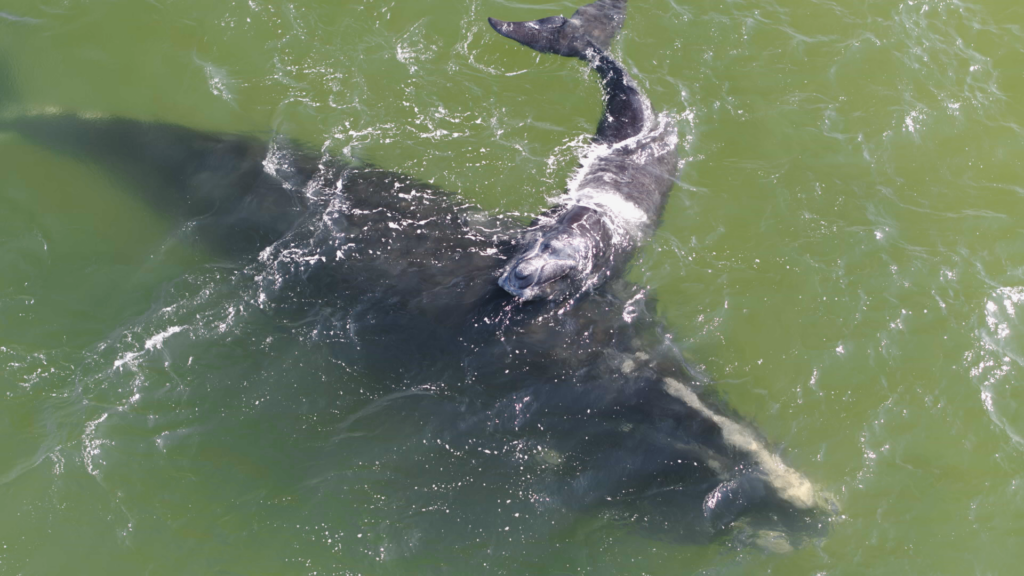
1, 0, 832, 551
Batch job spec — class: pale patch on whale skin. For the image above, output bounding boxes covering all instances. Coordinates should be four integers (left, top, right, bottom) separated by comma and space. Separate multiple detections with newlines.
663, 377, 821, 511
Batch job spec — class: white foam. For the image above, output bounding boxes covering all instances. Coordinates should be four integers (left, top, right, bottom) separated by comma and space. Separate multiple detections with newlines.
570, 188, 649, 226
113, 326, 186, 370
553, 108, 678, 248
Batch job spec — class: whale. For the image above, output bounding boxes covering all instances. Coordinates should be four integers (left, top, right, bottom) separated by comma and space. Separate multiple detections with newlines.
491, 0, 679, 301
0, 0, 832, 547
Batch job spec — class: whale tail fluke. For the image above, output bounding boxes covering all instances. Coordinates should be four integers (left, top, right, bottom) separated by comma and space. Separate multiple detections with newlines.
487, 0, 627, 59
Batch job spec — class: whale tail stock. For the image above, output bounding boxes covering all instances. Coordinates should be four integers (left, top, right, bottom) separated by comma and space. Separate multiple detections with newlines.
487, 0, 627, 60
488, 0, 642, 147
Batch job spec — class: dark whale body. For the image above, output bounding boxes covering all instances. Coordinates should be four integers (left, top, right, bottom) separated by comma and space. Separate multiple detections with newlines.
0, 0, 829, 547
491, 0, 680, 302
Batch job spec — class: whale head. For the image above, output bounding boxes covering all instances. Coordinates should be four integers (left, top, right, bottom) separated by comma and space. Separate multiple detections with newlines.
499, 206, 607, 301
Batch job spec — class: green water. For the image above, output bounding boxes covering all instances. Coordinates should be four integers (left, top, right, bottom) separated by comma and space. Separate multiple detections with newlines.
2, 0, 1024, 573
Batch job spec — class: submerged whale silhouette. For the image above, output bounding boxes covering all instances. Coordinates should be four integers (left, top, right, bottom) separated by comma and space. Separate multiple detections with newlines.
0, 0, 831, 547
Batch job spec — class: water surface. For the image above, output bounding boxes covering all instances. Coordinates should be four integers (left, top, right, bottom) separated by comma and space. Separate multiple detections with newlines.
3, 0, 1024, 573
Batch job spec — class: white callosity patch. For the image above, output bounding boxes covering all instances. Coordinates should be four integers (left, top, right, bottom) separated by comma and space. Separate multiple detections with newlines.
662, 378, 819, 510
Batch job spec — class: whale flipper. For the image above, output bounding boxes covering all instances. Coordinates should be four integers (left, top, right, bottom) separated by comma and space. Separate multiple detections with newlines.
4, 112, 311, 256
487, 0, 627, 59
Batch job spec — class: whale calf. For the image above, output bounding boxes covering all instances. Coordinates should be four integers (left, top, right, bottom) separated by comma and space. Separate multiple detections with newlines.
0, 0, 831, 547
491, 0, 679, 301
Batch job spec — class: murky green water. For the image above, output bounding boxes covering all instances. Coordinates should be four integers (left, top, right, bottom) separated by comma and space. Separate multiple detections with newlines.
3, 0, 1024, 573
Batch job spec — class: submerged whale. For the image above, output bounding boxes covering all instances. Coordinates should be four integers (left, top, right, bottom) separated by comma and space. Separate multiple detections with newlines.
0, 0, 831, 547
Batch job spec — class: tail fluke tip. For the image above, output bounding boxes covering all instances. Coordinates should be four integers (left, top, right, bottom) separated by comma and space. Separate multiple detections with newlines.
487, 0, 628, 59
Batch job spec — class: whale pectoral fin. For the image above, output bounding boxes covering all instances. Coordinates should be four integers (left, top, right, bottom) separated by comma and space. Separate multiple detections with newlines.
702, 472, 768, 531
5, 112, 312, 256
488, 0, 627, 59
